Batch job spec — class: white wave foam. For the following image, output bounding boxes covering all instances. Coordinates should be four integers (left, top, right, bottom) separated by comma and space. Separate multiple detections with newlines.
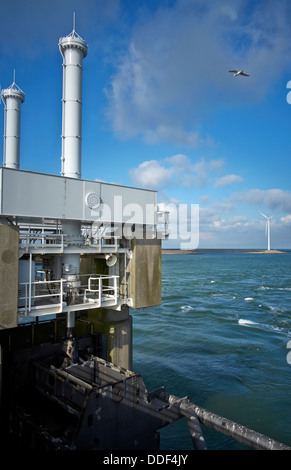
244, 297, 254, 301
238, 319, 258, 326
266, 305, 287, 314
181, 305, 192, 313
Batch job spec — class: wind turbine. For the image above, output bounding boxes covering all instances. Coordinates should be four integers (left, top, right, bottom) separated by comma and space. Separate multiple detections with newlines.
259, 212, 274, 251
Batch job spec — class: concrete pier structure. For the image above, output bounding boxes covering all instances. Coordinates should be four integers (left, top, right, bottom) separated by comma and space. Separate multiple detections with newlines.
0, 223, 19, 329
0, 20, 166, 450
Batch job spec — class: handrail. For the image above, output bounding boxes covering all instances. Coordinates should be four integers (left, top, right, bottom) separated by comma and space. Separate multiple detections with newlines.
19, 231, 121, 255
156, 210, 169, 238
18, 274, 119, 316
19, 230, 120, 245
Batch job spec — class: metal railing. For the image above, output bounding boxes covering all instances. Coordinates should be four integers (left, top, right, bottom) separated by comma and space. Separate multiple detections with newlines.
18, 274, 119, 316
19, 230, 120, 253
156, 210, 169, 238
83, 275, 118, 305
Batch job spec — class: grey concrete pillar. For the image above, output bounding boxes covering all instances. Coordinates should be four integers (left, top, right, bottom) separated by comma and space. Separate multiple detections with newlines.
105, 308, 132, 371
0, 223, 19, 329
87, 306, 132, 370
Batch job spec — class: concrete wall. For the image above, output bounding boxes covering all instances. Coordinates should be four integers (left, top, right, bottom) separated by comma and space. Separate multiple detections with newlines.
0, 224, 19, 329
129, 237, 162, 309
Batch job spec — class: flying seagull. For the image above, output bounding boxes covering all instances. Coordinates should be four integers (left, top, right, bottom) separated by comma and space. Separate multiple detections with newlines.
229, 70, 249, 77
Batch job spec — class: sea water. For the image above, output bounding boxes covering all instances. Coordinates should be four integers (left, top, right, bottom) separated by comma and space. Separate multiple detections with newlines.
131, 251, 291, 450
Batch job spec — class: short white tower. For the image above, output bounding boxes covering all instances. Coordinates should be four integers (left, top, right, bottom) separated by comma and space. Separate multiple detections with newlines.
59, 18, 88, 178
1, 75, 25, 169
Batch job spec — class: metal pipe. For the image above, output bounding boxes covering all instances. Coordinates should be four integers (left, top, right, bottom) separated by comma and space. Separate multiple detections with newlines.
66, 311, 75, 337
29, 253, 32, 312
124, 252, 127, 302
114, 275, 118, 304
150, 389, 291, 450
185, 401, 291, 450
60, 278, 64, 311
98, 277, 102, 305
179, 401, 207, 450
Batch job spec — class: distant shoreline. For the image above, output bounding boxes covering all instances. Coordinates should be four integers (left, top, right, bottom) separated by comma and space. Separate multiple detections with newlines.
162, 249, 289, 255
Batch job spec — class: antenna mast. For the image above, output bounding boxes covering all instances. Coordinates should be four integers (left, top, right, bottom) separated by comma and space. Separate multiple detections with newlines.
73, 11, 76, 34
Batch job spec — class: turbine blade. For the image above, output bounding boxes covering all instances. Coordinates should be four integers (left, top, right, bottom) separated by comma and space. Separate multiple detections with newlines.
259, 211, 268, 219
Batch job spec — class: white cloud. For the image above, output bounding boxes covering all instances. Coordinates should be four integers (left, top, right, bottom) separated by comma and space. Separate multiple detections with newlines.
209, 159, 225, 172
129, 155, 228, 189
194, 210, 291, 249
165, 154, 191, 167
210, 201, 237, 212
129, 160, 174, 189
232, 188, 291, 213
215, 174, 243, 187
281, 214, 291, 225
159, 190, 291, 249
199, 195, 210, 205
107, 0, 291, 145
143, 125, 210, 147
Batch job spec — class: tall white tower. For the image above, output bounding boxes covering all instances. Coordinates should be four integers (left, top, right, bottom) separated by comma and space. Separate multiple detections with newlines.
59, 21, 88, 341
1, 77, 25, 169
59, 22, 88, 178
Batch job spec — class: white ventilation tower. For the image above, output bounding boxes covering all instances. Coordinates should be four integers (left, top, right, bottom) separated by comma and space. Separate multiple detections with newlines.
1, 74, 25, 169
58, 17, 88, 339
59, 16, 88, 179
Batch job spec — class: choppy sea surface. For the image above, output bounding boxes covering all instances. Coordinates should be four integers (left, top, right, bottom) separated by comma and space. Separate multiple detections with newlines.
131, 251, 291, 450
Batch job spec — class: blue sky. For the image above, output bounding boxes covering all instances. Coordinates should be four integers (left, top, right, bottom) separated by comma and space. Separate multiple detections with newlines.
1, 0, 291, 249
